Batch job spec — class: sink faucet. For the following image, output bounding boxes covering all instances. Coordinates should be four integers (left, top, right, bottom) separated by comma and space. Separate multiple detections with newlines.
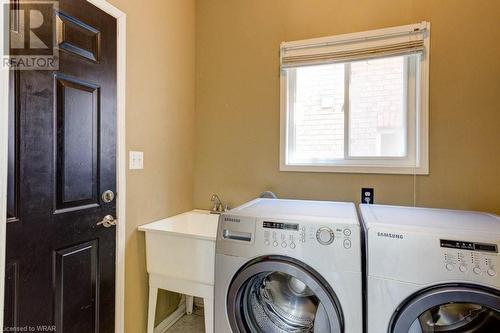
210, 194, 228, 214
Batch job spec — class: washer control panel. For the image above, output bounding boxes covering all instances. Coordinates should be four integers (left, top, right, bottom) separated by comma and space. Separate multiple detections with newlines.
441, 239, 498, 277
262, 221, 353, 250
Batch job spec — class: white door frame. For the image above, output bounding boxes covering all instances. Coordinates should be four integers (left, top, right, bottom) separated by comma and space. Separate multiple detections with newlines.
0, 1, 127, 332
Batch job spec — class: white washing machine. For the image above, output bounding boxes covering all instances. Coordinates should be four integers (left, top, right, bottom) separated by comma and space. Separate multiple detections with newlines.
360, 204, 500, 333
214, 198, 363, 333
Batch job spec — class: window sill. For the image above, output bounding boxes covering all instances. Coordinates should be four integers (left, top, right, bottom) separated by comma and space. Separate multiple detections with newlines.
280, 163, 429, 175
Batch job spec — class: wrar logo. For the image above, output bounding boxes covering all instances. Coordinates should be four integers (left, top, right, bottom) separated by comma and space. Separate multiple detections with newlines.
377, 232, 404, 239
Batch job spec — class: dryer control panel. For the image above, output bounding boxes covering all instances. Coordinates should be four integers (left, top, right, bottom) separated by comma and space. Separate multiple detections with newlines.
441, 239, 498, 277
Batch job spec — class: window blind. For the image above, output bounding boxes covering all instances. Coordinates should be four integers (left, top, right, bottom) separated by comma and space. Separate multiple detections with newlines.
281, 22, 429, 69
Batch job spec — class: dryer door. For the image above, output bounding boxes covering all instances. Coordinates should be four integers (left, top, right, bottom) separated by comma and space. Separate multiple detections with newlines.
390, 285, 500, 333
226, 256, 344, 333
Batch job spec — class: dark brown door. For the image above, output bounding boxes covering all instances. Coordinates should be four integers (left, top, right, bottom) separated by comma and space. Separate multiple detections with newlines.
5, 0, 117, 332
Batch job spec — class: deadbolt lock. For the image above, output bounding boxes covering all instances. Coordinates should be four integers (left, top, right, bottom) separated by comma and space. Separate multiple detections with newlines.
102, 190, 115, 203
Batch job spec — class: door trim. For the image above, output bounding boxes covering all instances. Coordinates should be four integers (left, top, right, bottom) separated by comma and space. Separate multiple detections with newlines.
0, 1, 127, 332
1, 0, 9, 329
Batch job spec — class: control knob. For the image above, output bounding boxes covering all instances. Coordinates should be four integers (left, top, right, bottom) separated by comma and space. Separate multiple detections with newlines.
316, 227, 334, 245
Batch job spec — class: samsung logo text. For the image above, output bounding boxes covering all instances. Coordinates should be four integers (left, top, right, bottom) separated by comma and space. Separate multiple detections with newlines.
377, 232, 404, 239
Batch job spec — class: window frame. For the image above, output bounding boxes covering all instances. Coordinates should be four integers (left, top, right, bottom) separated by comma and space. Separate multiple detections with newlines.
280, 23, 430, 175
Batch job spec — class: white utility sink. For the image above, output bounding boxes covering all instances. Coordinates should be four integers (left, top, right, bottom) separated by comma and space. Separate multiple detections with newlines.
139, 210, 219, 333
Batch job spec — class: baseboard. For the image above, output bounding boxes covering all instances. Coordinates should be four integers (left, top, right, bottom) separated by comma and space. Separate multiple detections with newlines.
154, 297, 186, 333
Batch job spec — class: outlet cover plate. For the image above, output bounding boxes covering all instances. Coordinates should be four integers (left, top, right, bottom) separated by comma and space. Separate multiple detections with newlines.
361, 188, 374, 204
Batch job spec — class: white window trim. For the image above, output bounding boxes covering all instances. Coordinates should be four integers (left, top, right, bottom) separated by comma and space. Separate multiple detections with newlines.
279, 22, 430, 175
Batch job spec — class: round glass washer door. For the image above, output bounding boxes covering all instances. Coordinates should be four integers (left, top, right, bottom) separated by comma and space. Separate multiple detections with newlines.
391, 285, 500, 333
226, 256, 344, 333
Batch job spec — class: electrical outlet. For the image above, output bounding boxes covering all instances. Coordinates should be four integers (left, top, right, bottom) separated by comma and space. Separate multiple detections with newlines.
129, 151, 144, 170
361, 188, 374, 204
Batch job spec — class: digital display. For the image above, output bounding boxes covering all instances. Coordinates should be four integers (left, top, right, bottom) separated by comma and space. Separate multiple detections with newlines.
440, 239, 498, 253
263, 221, 299, 231
440, 239, 474, 250
474, 243, 498, 253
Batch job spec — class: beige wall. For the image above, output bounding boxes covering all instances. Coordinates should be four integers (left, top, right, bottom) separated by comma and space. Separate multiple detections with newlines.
108, 0, 195, 332
194, 0, 500, 214
101, 0, 499, 331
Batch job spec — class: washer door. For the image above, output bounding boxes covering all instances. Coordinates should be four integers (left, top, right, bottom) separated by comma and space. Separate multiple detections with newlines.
390, 285, 500, 333
226, 256, 344, 333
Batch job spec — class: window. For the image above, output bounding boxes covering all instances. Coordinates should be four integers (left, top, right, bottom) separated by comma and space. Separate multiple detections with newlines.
280, 22, 430, 174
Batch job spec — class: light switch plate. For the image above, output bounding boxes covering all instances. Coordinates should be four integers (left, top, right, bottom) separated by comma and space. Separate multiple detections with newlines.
129, 151, 144, 170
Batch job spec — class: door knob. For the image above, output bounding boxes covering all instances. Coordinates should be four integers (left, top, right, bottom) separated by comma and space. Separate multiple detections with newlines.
97, 215, 116, 228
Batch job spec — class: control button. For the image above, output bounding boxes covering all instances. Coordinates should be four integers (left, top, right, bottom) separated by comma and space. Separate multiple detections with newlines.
459, 264, 468, 273
264, 240, 270, 246
343, 229, 351, 237
290, 242, 296, 249
343, 239, 352, 249
316, 227, 334, 245
445, 263, 454, 271
473, 267, 482, 275
487, 268, 496, 277
273, 241, 278, 247
281, 242, 287, 248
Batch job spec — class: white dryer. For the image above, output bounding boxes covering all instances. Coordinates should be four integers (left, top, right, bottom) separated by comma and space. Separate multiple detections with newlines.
214, 198, 363, 333
360, 204, 500, 333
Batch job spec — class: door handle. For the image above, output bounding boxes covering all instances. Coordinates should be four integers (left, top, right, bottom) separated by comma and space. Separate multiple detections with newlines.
97, 215, 116, 228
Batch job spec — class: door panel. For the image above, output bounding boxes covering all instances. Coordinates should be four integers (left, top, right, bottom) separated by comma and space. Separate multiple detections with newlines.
7, 70, 20, 221
5, 0, 117, 331
54, 240, 99, 333
55, 75, 100, 211
4, 261, 19, 329
56, 12, 101, 62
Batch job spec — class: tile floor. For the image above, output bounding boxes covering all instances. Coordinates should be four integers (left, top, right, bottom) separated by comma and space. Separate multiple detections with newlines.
166, 306, 205, 333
